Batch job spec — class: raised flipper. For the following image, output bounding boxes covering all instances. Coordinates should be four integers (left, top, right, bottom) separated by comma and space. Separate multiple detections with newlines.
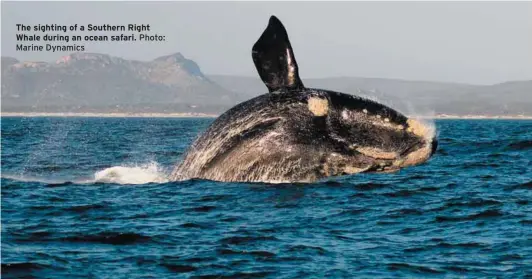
252, 16, 305, 93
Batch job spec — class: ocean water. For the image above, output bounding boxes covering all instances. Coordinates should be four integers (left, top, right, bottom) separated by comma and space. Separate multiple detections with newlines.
1, 117, 531, 278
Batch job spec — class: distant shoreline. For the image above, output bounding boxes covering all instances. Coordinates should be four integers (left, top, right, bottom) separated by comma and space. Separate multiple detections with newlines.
430, 115, 532, 120
1, 112, 531, 120
0, 112, 218, 118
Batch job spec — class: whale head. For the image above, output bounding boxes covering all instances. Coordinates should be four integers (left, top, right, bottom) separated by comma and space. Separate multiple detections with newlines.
322, 91, 437, 173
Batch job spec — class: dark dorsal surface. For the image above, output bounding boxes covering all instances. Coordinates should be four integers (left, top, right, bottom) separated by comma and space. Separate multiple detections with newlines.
252, 15, 304, 93
171, 15, 437, 183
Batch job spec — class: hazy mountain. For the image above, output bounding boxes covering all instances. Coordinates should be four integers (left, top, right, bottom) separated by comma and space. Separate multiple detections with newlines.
428, 80, 532, 115
1, 53, 531, 116
1, 53, 242, 114
209, 75, 532, 116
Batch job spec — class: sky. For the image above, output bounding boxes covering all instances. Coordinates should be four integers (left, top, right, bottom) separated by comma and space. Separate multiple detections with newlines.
2, 1, 531, 85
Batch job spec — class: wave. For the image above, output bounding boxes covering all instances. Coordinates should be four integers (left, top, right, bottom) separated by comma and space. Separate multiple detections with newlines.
93, 161, 169, 184
505, 140, 532, 151
2, 161, 171, 185
61, 232, 152, 245
1, 262, 49, 273
435, 209, 505, 222
387, 262, 444, 274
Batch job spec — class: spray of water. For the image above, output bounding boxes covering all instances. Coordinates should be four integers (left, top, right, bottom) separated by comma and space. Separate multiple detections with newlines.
2, 161, 170, 185
93, 161, 170, 184
354, 87, 438, 140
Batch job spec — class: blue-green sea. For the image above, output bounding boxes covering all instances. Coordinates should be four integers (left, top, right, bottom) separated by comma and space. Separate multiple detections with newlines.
1, 117, 531, 278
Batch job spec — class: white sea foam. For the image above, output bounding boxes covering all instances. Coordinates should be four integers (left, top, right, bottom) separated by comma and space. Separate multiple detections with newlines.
2, 161, 171, 185
93, 162, 170, 184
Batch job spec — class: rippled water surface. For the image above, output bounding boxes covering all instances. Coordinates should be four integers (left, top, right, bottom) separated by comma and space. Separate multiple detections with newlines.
2, 117, 531, 278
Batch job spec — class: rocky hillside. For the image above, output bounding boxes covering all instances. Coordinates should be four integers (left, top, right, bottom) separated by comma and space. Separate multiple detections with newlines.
1, 53, 531, 116
210, 75, 532, 116
1, 53, 242, 113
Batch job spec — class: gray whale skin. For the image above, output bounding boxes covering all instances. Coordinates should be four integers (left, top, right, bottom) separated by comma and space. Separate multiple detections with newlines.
171, 16, 438, 183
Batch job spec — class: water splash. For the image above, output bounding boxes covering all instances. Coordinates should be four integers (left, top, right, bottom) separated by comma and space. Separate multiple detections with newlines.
93, 162, 169, 184
2, 161, 171, 185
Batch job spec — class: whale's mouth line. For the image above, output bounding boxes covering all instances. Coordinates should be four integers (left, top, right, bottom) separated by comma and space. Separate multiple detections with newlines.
345, 140, 430, 174
399, 142, 424, 158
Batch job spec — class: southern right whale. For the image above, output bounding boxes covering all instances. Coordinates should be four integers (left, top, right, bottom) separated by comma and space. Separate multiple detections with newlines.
171, 15, 438, 183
